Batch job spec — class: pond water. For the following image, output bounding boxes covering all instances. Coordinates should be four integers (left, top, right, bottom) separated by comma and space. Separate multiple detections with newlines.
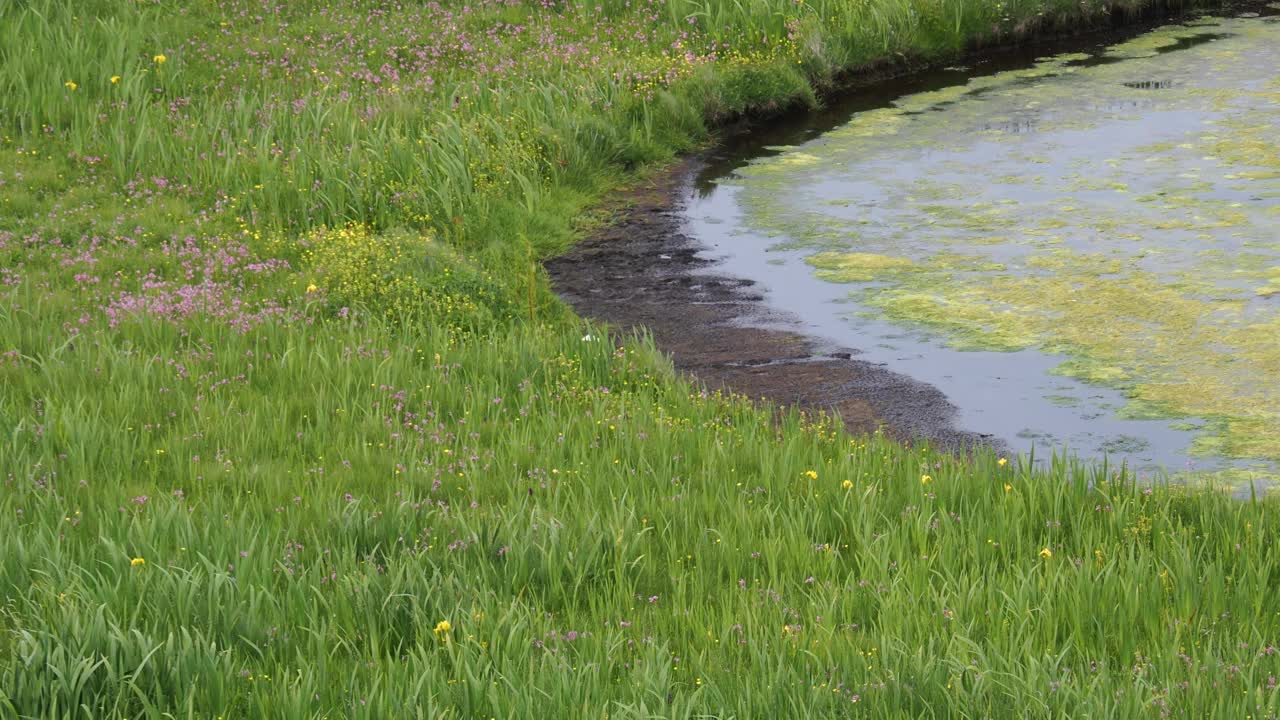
685, 14, 1280, 487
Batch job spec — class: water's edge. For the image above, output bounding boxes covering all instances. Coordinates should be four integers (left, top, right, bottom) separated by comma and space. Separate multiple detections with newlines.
547, 1, 1274, 458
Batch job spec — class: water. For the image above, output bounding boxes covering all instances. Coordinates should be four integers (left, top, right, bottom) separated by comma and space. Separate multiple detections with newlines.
685, 15, 1280, 484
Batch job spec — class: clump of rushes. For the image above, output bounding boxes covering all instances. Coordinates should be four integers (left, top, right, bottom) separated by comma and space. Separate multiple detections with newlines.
1, 0, 1272, 717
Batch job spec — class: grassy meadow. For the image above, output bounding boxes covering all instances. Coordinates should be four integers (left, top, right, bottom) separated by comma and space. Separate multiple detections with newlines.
4, 0, 1280, 717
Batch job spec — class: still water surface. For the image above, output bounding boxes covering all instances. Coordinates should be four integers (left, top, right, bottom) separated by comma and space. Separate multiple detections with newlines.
686, 15, 1280, 484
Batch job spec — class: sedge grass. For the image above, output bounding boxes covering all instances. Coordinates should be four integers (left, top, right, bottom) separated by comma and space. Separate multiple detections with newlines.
4, 0, 1276, 717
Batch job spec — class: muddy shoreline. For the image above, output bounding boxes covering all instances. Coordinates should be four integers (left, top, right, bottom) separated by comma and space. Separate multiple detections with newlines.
546, 157, 992, 450
545, 2, 1270, 452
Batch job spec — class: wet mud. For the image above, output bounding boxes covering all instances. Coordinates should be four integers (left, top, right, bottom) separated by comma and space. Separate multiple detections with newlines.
546, 159, 992, 450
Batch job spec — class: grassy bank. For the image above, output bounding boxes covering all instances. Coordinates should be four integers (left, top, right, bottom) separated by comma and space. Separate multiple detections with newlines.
5, 0, 1280, 717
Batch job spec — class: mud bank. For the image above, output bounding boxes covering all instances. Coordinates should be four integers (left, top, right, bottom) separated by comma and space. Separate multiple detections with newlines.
546, 159, 991, 450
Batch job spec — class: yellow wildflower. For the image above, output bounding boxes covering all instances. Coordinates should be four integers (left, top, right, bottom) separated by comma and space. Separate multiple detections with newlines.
64, 81, 78, 91
841, 480, 853, 490
920, 474, 932, 485
110, 75, 121, 84
153, 54, 167, 64
130, 557, 146, 567
1039, 548, 1053, 560
803, 470, 817, 480
305, 283, 318, 293
997, 457, 1008, 467
1004, 483, 1012, 493
434, 620, 451, 636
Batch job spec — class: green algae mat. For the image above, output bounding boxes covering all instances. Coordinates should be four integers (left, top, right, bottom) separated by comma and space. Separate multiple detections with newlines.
689, 17, 1280, 487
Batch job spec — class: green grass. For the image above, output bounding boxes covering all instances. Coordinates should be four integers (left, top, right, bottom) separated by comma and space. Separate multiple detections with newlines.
6, 0, 1280, 717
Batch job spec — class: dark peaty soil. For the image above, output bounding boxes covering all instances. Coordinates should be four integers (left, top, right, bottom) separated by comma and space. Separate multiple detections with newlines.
546, 157, 998, 452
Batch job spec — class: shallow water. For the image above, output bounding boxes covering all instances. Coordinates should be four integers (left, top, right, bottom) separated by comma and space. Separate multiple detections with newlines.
686, 15, 1280, 486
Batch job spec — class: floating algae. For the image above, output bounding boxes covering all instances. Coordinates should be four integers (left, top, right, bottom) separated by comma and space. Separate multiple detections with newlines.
1101, 32, 1189, 58
805, 251, 916, 282
1258, 268, 1280, 297
690, 16, 1280, 479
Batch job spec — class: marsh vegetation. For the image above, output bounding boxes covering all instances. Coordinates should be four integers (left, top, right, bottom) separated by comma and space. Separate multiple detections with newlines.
3, 0, 1279, 717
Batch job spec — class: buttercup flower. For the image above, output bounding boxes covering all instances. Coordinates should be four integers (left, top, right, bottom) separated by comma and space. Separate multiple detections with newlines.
131, 557, 146, 567
153, 54, 167, 64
